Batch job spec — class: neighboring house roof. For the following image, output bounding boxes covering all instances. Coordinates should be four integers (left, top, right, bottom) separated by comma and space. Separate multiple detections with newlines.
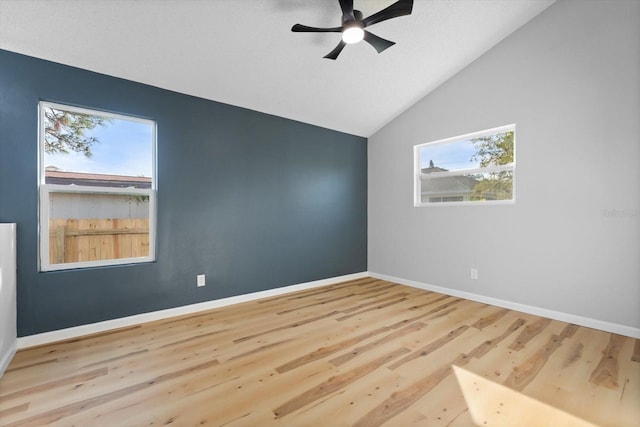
44, 170, 152, 189
422, 166, 448, 173
420, 166, 478, 195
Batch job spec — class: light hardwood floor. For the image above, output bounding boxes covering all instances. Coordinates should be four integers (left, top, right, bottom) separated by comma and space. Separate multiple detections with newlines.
0, 277, 638, 426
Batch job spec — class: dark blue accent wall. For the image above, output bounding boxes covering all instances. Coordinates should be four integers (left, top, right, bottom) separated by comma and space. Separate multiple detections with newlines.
0, 49, 367, 337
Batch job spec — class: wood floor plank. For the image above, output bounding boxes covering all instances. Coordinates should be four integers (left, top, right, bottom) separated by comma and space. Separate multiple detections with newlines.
632, 339, 640, 363
589, 333, 627, 389
336, 295, 409, 321
0, 403, 29, 420
353, 315, 528, 426
233, 310, 340, 343
273, 347, 410, 418
504, 323, 578, 392
402, 372, 468, 426
329, 322, 426, 367
471, 308, 509, 329
274, 325, 391, 374
0, 368, 108, 401
388, 324, 470, 370
1, 278, 638, 427
2, 359, 220, 427
3, 359, 58, 374
353, 353, 467, 427
387, 297, 463, 330
508, 317, 552, 351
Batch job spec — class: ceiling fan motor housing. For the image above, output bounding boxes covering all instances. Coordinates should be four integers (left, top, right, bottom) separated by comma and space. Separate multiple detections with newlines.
291, 0, 414, 60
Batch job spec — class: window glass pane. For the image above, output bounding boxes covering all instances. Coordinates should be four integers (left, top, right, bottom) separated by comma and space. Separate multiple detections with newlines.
419, 130, 514, 172
415, 125, 515, 205
39, 102, 156, 270
47, 192, 150, 265
420, 171, 513, 203
42, 105, 153, 187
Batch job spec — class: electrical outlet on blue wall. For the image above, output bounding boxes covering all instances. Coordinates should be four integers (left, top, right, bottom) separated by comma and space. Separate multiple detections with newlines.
197, 274, 206, 287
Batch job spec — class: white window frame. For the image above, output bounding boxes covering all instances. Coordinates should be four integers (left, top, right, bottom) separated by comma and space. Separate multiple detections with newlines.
414, 124, 516, 207
38, 101, 157, 271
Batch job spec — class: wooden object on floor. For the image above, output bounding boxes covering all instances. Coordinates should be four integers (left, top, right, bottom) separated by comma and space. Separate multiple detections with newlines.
1, 278, 638, 426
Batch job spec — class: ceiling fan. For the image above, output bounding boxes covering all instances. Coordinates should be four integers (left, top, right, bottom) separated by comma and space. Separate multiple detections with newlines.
291, 0, 414, 60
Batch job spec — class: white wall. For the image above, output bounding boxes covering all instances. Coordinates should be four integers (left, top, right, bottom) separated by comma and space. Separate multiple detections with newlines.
368, 0, 640, 334
0, 223, 17, 377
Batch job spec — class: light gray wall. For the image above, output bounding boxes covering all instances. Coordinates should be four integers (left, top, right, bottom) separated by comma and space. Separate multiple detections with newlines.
368, 0, 640, 331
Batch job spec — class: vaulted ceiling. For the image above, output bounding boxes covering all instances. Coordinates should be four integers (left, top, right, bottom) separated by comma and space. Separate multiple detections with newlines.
0, 0, 555, 137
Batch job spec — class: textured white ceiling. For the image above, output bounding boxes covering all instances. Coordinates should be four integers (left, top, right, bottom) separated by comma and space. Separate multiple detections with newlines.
0, 0, 555, 137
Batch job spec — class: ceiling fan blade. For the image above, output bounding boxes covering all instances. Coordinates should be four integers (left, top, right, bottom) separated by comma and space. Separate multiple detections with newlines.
362, 0, 413, 27
324, 40, 347, 60
291, 24, 342, 33
363, 31, 395, 53
339, 0, 356, 22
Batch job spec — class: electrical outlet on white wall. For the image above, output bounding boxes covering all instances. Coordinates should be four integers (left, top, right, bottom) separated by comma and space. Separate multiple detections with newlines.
197, 274, 206, 287
470, 268, 479, 280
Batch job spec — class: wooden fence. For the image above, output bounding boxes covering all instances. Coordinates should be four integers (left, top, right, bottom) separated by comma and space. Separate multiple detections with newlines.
49, 218, 149, 264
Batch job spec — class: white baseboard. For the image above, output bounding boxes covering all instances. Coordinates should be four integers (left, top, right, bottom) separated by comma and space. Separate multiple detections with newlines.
17, 272, 369, 349
369, 272, 640, 339
18, 270, 638, 349
0, 341, 17, 378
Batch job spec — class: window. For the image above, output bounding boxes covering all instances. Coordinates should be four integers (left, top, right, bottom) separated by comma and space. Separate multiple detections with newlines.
39, 102, 156, 271
414, 124, 515, 206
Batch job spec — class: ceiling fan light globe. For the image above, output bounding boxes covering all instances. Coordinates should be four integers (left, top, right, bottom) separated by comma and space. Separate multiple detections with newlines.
342, 26, 364, 44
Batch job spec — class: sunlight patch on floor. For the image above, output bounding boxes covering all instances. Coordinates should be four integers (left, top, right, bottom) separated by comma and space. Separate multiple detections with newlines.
453, 365, 597, 427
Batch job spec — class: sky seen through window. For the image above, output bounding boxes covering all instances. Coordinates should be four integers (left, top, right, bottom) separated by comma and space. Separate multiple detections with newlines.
420, 138, 480, 171
44, 117, 153, 177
